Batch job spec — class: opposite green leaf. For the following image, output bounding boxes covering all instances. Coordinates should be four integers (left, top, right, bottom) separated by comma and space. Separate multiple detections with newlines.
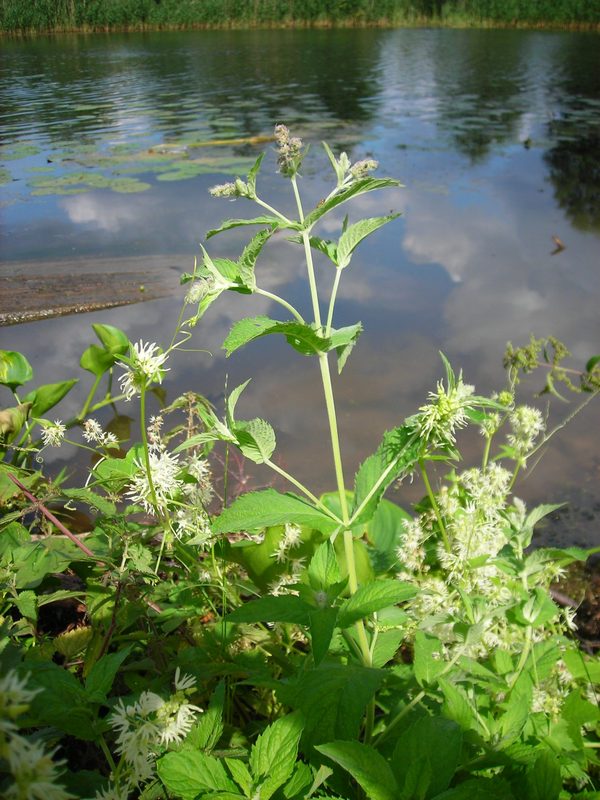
316, 741, 398, 800
337, 579, 416, 628
211, 489, 339, 534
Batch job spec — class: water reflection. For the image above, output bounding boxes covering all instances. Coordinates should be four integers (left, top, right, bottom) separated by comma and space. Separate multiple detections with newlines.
1, 28, 600, 544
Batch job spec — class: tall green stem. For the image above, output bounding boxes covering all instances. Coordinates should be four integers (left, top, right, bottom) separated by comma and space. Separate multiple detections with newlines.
419, 458, 451, 553
326, 267, 343, 336
78, 373, 102, 420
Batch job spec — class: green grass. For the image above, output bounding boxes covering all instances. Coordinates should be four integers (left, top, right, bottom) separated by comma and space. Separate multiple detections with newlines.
1, 0, 599, 34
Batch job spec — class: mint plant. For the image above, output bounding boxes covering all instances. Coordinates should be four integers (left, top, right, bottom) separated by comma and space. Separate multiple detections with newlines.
1, 126, 600, 799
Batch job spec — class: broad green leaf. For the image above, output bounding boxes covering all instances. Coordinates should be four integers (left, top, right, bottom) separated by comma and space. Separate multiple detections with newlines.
14, 590, 37, 620
508, 588, 558, 627
307, 541, 342, 590
337, 579, 416, 628
207, 215, 297, 238
249, 712, 303, 800
351, 425, 420, 526
371, 628, 404, 668
328, 322, 363, 373
223, 316, 329, 357
26, 661, 96, 740
157, 750, 238, 800
303, 177, 401, 228
435, 778, 515, 799
316, 741, 398, 800
496, 679, 532, 746
92, 445, 142, 492
187, 681, 226, 752
439, 678, 478, 733
211, 489, 339, 534
80, 344, 116, 377
367, 499, 412, 572
92, 323, 129, 355
237, 227, 275, 290
226, 595, 312, 625
0, 403, 31, 444
235, 418, 276, 464
391, 716, 462, 798
24, 379, 78, 416
281, 761, 312, 799
336, 214, 400, 268
305, 234, 339, 263
225, 758, 252, 795
85, 647, 131, 702
309, 606, 339, 666
277, 663, 384, 752
14, 541, 81, 589
413, 631, 445, 687
524, 749, 561, 800
0, 350, 33, 389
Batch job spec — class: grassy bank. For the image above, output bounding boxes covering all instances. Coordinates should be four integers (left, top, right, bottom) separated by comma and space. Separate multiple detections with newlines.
1, 0, 599, 34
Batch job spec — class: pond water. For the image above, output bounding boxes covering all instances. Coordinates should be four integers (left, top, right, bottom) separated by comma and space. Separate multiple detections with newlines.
1, 28, 600, 546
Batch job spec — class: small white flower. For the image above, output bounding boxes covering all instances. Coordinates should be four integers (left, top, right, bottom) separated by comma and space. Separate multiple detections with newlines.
4, 734, 72, 800
507, 405, 545, 458
415, 377, 475, 446
118, 340, 169, 401
350, 158, 378, 179
82, 418, 118, 447
173, 668, 196, 692
0, 670, 40, 734
282, 523, 302, 549
40, 420, 66, 448
127, 449, 183, 514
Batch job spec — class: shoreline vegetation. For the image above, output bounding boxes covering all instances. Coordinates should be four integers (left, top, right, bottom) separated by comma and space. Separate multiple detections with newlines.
1, 0, 599, 35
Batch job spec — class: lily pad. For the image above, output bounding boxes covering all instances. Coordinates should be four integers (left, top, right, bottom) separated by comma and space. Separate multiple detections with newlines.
1, 143, 41, 160
29, 171, 150, 195
0, 169, 11, 185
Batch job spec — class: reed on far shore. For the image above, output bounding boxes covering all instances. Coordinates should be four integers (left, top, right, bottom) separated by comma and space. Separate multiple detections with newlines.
1, 0, 598, 35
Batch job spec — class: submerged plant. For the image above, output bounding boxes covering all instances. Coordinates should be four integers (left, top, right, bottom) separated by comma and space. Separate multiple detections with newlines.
1, 126, 600, 799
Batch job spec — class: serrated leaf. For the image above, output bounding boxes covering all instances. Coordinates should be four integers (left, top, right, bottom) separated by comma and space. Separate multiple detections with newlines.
337, 579, 416, 628
85, 647, 131, 701
309, 607, 339, 666
328, 322, 363, 373
391, 716, 462, 799
249, 713, 303, 800
207, 215, 297, 238
226, 594, 313, 625
157, 750, 238, 800
336, 214, 400, 268
223, 316, 329, 357
413, 631, 445, 686
237, 227, 274, 290
351, 425, 420, 525
235, 418, 276, 464
246, 152, 265, 196
61, 487, 116, 516
288, 233, 338, 263
307, 541, 342, 590
524, 749, 562, 800
316, 741, 398, 800
225, 758, 252, 795
0, 350, 33, 389
303, 177, 401, 228
277, 663, 384, 753
212, 489, 339, 534
187, 681, 225, 752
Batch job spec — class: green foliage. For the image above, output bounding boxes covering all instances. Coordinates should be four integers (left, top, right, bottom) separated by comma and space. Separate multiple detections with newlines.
1, 128, 599, 800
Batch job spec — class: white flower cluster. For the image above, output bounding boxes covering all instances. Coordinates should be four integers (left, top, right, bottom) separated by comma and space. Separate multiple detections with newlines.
40, 420, 66, 448
107, 669, 201, 791
0, 670, 72, 800
209, 177, 252, 199
507, 405, 545, 461
126, 419, 214, 545
118, 340, 169, 401
82, 418, 118, 448
414, 376, 475, 447
272, 523, 302, 564
268, 525, 306, 596
274, 124, 304, 177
